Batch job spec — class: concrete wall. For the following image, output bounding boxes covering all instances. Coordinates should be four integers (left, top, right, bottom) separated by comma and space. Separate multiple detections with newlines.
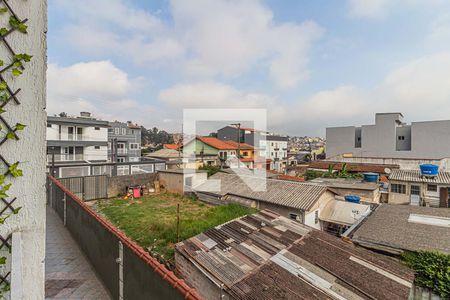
107, 173, 157, 198
326, 113, 450, 160
175, 251, 227, 300
158, 172, 207, 194
0, 1, 47, 298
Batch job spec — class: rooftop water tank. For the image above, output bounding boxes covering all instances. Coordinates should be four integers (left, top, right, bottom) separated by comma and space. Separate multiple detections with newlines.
419, 164, 439, 177
363, 172, 379, 183
344, 196, 361, 204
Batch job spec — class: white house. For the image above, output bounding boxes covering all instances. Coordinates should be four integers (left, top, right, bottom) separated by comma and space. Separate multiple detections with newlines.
47, 112, 109, 163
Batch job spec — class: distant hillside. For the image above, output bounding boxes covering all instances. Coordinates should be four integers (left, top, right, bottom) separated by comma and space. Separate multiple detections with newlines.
141, 126, 174, 149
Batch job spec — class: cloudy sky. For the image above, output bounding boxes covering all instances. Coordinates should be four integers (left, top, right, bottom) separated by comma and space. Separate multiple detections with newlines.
48, 0, 450, 136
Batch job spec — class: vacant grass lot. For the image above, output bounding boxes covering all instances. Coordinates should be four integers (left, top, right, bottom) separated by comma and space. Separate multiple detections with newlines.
97, 193, 256, 264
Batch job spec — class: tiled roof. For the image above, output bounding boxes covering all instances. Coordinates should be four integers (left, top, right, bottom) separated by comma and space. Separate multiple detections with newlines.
389, 169, 450, 184
309, 160, 399, 173
145, 148, 180, 159
350, 204, 450, 254
163, 144, 180, 150
194, 172, 331, 211
197, 137, 254, 150
176, 210, 414, 300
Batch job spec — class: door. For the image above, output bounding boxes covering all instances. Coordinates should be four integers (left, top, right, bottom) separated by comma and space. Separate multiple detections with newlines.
439, 187, 449, 208
410, 185, 421, 206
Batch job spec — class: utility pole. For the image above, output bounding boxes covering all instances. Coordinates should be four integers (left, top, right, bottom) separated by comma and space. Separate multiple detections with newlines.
231, 123, 241, 168
176, 203, 180, 243
50, 146, 56, 177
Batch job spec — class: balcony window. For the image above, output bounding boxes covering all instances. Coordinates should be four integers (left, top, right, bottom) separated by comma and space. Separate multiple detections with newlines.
77, 127, 83, 140
68, 127, 74, 140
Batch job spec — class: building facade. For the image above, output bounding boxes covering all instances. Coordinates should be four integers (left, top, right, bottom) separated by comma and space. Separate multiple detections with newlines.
47, 112, 109, 163
108, 121, 142, 162
388, 169, 450, 207
217, 126, 288, 171
326, 113, 450, 161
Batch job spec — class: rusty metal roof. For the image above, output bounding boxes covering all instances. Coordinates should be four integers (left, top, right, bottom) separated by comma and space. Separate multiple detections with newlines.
389, 169, 450, 184
176, 210, 414, 300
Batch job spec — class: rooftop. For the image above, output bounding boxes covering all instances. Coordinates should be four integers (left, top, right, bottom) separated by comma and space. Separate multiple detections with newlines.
145, 148, 180, 159
309, 177, 379, 191
389, 169, 450, 184
176, 210, 414, 300
195, 136, 254, 150
194, 172, 332, 211
349, 204, 450, 254
308, 160, 399, 174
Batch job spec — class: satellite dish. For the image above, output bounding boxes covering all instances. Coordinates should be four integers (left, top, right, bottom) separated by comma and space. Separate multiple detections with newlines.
384, 168, 392, 174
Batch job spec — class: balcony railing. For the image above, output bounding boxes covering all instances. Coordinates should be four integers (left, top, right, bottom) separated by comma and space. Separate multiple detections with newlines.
47, 154, 84, 162
117, 149, 127, 155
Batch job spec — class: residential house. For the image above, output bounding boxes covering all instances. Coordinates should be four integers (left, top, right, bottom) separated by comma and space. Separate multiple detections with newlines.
346, 204, 450, 255
175, 210, 414, 300
388, 169, 450, 207
183, 136, 256, 168
326, 112, 450, 169
108, 121, 142, 162
217, 126, 288, 171
47, 112, 109, 164
309, 177, 381, 203
193, 172, 337, 229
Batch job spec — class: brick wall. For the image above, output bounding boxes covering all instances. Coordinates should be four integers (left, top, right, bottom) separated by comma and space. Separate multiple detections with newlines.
107, 173, 157, 198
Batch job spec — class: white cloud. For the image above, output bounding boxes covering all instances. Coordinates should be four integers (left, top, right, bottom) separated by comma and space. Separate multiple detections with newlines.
54, 0, 323, 89
347, 0, 390, 19
47, 61, 142, 121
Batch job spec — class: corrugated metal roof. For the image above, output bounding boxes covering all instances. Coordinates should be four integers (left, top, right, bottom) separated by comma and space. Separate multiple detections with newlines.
194, 172, 330, 211
319, 200, 371, 226
351, 204, 450, 254
389, 169, 450, 184
175, 210, 414, 300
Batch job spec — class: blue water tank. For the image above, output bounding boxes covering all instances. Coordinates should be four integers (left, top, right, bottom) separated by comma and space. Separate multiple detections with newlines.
363, 172, 379, 182
420, 164, 439, 176
344, 196, 361, 204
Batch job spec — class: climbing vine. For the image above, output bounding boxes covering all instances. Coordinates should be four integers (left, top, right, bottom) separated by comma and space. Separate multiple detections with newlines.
0, 0, 31, 296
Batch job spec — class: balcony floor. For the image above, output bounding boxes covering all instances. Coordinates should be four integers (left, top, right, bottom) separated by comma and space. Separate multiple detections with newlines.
45, 207, 111, 299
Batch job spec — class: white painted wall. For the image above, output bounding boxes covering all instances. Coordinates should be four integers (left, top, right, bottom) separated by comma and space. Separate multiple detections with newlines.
47, 125, 107, 142
84, 146, 108, 161
0, 0, 47, 298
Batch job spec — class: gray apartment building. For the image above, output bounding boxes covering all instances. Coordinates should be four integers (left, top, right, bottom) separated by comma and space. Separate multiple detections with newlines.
326, 113, 450, 161
108, 121, 142, 162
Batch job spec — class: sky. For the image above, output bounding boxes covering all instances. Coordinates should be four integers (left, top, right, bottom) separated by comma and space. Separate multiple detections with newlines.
47, 0, 450, 136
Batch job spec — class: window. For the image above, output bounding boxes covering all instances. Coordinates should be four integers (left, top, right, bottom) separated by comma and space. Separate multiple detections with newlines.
184, 177, 193, 187
107, 142, 111, 150
315, 210, 319, 224
122, 128, 126, 135
47, 123, 52, 128
94, 127, 100, 130
117, 157, 125, 163
114, 128, 119, 135
411, 185, 420, 196
391, 183, 406, 194
108, 128, 113, 133
129, 143, 140, 150
94, 146, 100, 150
427, 184, 437, 192
289, 213, 299, 221
398, 136, 405, 140
242, 151, 248, 156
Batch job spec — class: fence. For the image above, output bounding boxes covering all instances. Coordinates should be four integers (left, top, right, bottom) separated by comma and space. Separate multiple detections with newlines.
59, 175, 108, 200
47, 175, 202, 300
48, 160, 166, 179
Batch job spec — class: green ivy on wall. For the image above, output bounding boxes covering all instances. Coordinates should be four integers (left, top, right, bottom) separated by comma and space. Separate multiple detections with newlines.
0, 0, 32, 296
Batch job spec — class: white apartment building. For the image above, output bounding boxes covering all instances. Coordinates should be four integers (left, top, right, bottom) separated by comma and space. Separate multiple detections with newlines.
326, 113, 450, 169
260, 134, 288, 171
47, 112, 109, 163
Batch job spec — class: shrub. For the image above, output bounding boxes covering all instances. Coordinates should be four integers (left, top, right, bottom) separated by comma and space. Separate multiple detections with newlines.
402, 251, 450, 298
